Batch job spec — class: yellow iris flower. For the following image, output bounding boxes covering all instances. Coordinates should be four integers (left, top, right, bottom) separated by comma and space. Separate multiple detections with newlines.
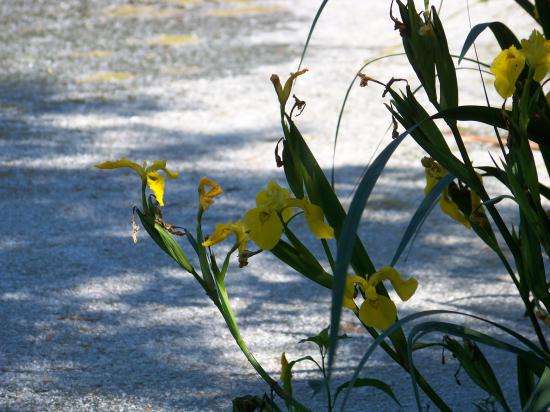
270, 68, 308, 107
198, 177, 223, 211
244, 181, 334, 250
422, 157, 471, 228
245, 181, 293, 250
521, 30, 550, 82
490, 45, 525, 98
201, 219, 249, 255
95, 158, 178, 206
344, 267, 417, 330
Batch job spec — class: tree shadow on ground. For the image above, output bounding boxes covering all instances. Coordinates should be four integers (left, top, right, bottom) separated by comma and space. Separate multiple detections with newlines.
0, 71, 537, 411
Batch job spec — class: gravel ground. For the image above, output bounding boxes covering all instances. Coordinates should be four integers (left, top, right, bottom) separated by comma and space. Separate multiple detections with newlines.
1, 0, 548, 410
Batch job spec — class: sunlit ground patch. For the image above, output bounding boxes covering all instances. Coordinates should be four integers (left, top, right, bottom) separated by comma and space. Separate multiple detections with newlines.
216, 0, 253, 3
207, 4, 286, 17
78, 71, 134, 83
70, 50, 113, 59
103, 4, 181, 18
149, 34, 199, 46
164, 0, 202, 5
159, 65, 201, 76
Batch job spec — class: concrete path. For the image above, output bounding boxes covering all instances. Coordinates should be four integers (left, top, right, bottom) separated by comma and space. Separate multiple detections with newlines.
0, 0, 545, 410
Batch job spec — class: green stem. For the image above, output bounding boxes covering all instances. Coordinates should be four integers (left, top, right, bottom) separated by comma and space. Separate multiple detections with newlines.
355, 315, 451, 410
321, 352, 333, 412
321, 239, 336, 273
446, 122, 548, 351
196, 208, 216, 292
475, 182, 548, 352
141, 180, 148, 212
272, 240, 449, 407
215, 279, 310, 410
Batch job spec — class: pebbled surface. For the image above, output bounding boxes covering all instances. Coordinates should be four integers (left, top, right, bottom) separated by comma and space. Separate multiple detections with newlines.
0, 0, 547, 410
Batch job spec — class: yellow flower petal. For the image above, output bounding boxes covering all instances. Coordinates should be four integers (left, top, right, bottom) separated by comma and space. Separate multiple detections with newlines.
148, 159, 179, 179
281, 69, 308, 106
255, 181, 293, 223
95, 158, 146, 178
423, 169, 438, 195
270, 69, 308, 107
198, 177, 223, 211
490, 46, 526, 98
146, 171, 166, 206
358, 295, 397, 330
343, 295, 358, 313
364, 284, 378, 300
343, 275, 368, 313
232, 219, 250, 254
202, 219, 250, 253
270, 74, 283, 105
96, 158, 177, 206
392, 277, 418, 302
521, 30, 550, 82
202, 222, 233, 247
367, 266, 418, 302
244, 207, 283, 250
283, 197, 334, 239
301, 201, 334, 239
256, 181, 291, 210
440, 190, 471, 228
422, 158, 470, 228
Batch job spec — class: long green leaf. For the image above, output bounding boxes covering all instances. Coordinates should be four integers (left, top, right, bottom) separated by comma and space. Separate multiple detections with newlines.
154, 223, 194, 273
296, 0, 329, 71
523, 367, 550, 412
285, 119, 376, 275
271, 240, 333, 289
334, 378, 400, 406
438, 335, 510, 411
398, 0, 437, 103
329, 104, 477, 384
391, 173, 454, 266
518, 354, 536, 409
328, 132, 407, 379
283, 140, 304, 198
339, 309, 550, 411
431, 105, 550, 149
458, 22, 520, 64
432, 7, 458, 110
215, 277, 311, 412
407, 321, 542, 411
536, 0, 550, 38
136, 210, 194, 273
331, 52, 406, 187
513, 0, 537, 20
331, 52, 488, 188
